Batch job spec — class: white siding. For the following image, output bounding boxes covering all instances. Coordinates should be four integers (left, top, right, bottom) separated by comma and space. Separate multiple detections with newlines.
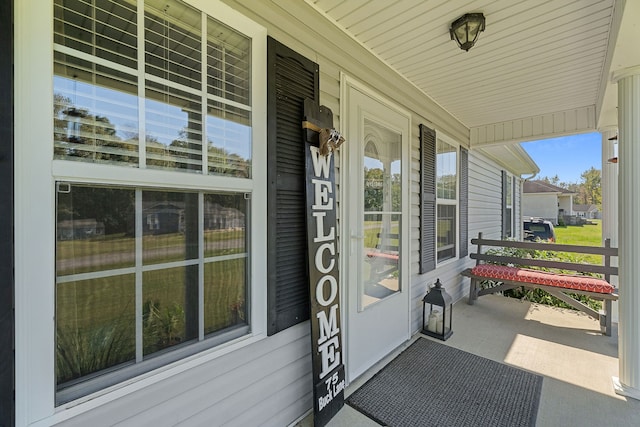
468, 153, 504, 241
523, 194, 560, 224
559, 195, 573, 217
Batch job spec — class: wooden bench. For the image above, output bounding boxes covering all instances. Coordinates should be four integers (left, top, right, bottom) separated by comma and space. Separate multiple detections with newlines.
461, 232, 619, 336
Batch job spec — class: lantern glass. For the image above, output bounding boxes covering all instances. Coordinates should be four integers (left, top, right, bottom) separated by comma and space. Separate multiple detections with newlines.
422, 279, 453, 340
450, 13, 485, 52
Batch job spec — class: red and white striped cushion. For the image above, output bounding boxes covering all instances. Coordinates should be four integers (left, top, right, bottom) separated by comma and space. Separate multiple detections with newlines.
471, 264, 614, 294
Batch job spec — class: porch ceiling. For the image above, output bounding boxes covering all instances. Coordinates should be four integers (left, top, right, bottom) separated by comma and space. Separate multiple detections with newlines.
305, 0, 636, 134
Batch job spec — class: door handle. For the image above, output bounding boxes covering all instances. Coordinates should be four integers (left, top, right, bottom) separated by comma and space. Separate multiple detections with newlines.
350, 232, 363, 255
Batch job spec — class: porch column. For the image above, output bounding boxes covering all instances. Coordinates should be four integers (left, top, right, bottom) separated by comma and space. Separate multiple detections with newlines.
601, 128, 618, 322
613, 66, 640, 400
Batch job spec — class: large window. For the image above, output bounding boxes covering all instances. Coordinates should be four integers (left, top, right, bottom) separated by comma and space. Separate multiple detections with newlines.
436, 138, 458, 262
52, 0, 258, 403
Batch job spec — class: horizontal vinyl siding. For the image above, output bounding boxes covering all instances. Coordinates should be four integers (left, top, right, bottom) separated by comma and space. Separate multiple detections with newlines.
468, 153, 504, 240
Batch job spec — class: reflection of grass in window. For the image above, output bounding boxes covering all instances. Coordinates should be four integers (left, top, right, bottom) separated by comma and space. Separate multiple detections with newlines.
56, 231, 246, 274
57, 233, 134, 259
141, 262, 246, 353
363, 221, 381, 248
56, 248, 247, 382
142, 299, 186, 355
56, 231, 244, 261
204, 258, 246, 335
56, 276, 135, 384
56, 233, 136, 275
363, 221, 400, 250
143, 268, 188, 355
203, 229, 246, 258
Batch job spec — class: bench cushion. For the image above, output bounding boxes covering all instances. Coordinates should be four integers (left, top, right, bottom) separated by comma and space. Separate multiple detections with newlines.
471, 264, 615, 294
366, 251, 399, 262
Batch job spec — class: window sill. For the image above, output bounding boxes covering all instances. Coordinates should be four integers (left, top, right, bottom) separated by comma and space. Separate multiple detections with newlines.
436, 255, 460, 269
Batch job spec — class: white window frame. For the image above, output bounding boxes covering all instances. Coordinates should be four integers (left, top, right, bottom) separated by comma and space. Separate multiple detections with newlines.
15, 0, 266, 423
506, 173, 514, 238
435, 133, 460, 265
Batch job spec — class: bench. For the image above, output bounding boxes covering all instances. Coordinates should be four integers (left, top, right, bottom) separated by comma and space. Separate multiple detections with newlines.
460, 232, 618, 336
366, 232, 399, 281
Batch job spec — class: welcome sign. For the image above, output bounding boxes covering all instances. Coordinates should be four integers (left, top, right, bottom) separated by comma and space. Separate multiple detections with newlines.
303, 100, 345, 426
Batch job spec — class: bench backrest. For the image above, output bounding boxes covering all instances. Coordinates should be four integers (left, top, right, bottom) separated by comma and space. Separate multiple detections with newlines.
377, 232, 399, 253
470, 232, 618, 281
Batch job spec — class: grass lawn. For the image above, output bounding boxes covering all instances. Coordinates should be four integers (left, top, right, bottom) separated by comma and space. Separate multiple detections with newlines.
554, 219, 602, 246
553, 220, 603, 264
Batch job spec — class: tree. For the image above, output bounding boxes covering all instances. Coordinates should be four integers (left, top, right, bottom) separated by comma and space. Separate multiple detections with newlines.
541, 174, 561, 186
580, 167, 601, 207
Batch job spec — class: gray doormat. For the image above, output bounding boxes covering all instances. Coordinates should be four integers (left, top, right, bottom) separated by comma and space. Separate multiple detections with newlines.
346, 338, 542, 427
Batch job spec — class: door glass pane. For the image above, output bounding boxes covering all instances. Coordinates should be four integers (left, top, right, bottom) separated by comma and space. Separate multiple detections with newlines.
361, 119, 402, 308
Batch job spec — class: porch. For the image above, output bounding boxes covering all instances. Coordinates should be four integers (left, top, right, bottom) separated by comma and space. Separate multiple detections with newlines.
304, 294, 640, 426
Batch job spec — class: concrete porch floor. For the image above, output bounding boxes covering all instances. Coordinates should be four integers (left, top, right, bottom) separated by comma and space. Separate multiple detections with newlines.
299, 294, 640, 426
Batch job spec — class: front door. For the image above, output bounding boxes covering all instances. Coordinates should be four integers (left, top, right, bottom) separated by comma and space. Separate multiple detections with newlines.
343, 80, 410, 381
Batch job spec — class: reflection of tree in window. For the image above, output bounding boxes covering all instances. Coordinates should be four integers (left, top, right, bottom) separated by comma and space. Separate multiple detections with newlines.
53, 69, 140, 164
364, 167, 384, 213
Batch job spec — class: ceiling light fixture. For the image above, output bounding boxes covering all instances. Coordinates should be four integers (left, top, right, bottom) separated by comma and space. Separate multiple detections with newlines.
450, 13, 485, 52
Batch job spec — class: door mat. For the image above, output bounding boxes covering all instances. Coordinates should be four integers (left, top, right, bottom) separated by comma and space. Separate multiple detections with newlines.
346, 338, 542, 426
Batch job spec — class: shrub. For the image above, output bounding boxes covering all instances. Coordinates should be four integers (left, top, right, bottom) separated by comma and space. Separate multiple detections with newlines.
56, 320, 135, 384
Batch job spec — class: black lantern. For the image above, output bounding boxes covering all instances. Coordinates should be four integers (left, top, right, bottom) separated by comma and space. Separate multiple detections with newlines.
450, 13, 485, 52
422, 279, 453, 340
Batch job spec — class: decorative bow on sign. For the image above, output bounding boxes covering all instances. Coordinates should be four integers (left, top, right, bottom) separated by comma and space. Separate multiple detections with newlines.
318, 128, 345, 156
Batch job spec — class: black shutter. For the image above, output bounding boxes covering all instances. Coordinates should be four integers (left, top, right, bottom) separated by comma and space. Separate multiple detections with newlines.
420, 124, 436, 274
501, 170, 508, 239
459, 147, 469, 258
266, 37, 319, 335
0, 0, 14, 424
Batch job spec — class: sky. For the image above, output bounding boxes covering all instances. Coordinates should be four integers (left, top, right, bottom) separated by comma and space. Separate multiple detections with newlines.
521, 132, 602, 184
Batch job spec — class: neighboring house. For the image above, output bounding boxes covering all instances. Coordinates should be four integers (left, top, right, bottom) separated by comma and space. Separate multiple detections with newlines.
574, 204, 601, 219
5, 1, 640, 426
143, 202, 185, 235
522, 180, 575, 225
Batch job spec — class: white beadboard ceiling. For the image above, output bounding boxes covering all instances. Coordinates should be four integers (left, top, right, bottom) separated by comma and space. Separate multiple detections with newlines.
305, 0, 630, 133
